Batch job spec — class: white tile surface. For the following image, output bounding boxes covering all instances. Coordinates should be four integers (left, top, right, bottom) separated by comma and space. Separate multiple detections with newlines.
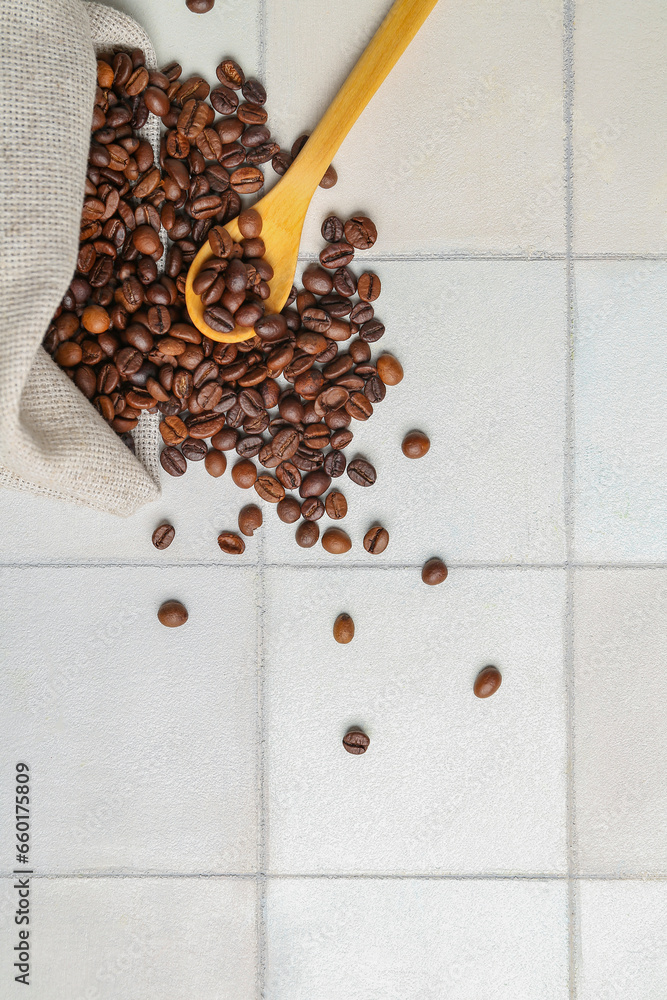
573, 0, 667, 253
266, 878, 569, 1000
0, 877, 257, 1000
263, 260, 567, 567
576, 881, 667, 1000
0, 567, 259, 874
264, 567, 567, 875
573, 569, 667, 875
573, 261, 667, 563
266, 0, 565, 256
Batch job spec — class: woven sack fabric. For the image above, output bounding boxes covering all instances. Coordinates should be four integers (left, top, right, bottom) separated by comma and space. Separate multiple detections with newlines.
0, 0, 162, 516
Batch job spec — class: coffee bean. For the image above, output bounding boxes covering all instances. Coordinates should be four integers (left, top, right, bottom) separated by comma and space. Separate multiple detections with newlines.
276, 461, 301, 491
160, 414, 188, 445
299, 470, 331, 498
321, 215, 345, 243
357, 271, 381, 302
216, 531, 245, 554
238, 504, 263, 536
295, 520, 319, 547
323, 491, 346, 520
232, 459, 257, 488
359, 319, 385, 343
203, 305, 235, 333
344, 216, 377, 250
376, 354, 403, 385
347, 458, 376, 487
319, 164, 337, 188
237, 435, 264, 459
333, 613, 354, 644
160, 446, 187, 477
272, 427, 300, 460
474, 665, 502, 699
364, 376, 386, 403
205, 449, 227, 477
181, 438, 208, 461
343, 730, 369, 755
158, 599, 188, 627
187, 0, 215, 12
277, 496, 301, 523
322, 527, 351, 553
330, 429, 353, 450
345, 392, 373, 421
152, 523, 175, 549
323, 450, 346, 478
217, 58, 244, 89
211, 428, 238, 451
254, 475, 285, 503
132, 225, 161, 255
422, 558, 448, 586
363, 525, 389, 554
333, 267, 357, 297
402, 430, 430, 458
319, 242, 354, 269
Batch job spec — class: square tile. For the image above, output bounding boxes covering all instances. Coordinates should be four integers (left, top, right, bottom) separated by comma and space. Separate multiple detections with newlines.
263, 260, 567, 567
266, 0, 565, 255
97, 0, 261, 81
264, 567, 567, 875
0, 567, 259, 874
573, 569, 667, 875
576, 881, 667, 1000
573, 0, 667, 253
266, 878, 569, 1000
0, 876, 257, 999
573, 261, 667, 563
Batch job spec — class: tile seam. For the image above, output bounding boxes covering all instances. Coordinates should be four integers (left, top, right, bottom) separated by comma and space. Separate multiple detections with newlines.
4, 562, 667, 570
2, 871, 665, 880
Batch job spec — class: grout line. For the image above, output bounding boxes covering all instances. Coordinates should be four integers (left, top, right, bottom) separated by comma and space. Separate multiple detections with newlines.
256, 506, 268, 1000
295, 252, 667, 264
3, 561, 667, 571
2, 871, 665, 881
563, 0, 577, 997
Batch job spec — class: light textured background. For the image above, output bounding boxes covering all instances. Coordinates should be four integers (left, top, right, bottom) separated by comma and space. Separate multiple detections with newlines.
1, 0, 666, 997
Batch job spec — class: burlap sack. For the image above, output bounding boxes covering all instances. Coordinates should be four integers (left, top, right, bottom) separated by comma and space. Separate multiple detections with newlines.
0, 0, 163, 516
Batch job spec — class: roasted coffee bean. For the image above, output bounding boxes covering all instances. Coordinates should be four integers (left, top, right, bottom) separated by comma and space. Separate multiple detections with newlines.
321, 215, 345, 243
230, 165, 264, 194
254, 474, 284, 503
160, 446, 187, 477
359, 319, 385, 343
217, 58, 245, 89
345, 392, 373, 421
187, 0, 216, 12
181, 438, 208, 461
319, 241, 354, 269
474, 665, 502, 699
322, 527, 351, 554
211, 427, 238, 450
323, 450, 346, 478
422, 558, 448, 586
204, 449, 227, 477
276, 496, 301, 523
276, 461, 301, 491
152, 523, 175, 549
301, 264, 333, 296
160, 414, 188, 445
272, 149, 292, 175
363, 525, 389, 554
236, 435, 264, 459
319, 164, 337, 188
343, 730, 369, 755
55, 342, 82, 367
217, 530, 245, 554
232, 459, 257, 488
333, 613, 354, 644
210, 85, 238, 115
333, 267, 357, 297
158, 599, 188, 627
347, 458, 376, 487
344, 215, 377, 250
300, 496, 324, 520
295, 520, 319, 548
272, 427, 300, 460
402, 430, 430, 458
350, 302, 374, 325
74, 365, 96, 398
364, 376, 386, 403
325, 491, 347, 519
185, 413, 224, 438
238, 504, 263, 536
300, 470, 331, 498
255, 313, 287, 343
376, 354, 403, 385
132, 224, 161, 255
203, 305, 235, 333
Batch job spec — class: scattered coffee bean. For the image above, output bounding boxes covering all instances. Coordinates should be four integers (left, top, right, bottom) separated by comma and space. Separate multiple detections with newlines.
422, 557, 448, 585
238, 504, 263, 536
343, 729, 369, 755
160, 446, 187, 477
344, 216, 377, 250
347, 458, 376, 487
474, 665, 502, 698
158, 599, 188, 627
152, 523, 175, 549
402, 430, 430, 459
301, 496, 325, 520
295, 521, 319, 547
204, 448, 227, 476
322, 527, 351, 553
376, 354, 404, 386
277, 496, 301, 523
181, 438, 208, 461
325, 491, 347, 519
333, 612, 354, 644
321, 215, 345, 243
186, 0, 215, 11
232, 459, 257, 489
363, 525, 389, 553
357, 271, 381, 302
217, 530, 246, 554
254, 474, 285, 503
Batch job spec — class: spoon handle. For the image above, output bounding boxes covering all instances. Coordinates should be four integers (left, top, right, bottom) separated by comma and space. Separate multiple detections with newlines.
279, 0, 440, 210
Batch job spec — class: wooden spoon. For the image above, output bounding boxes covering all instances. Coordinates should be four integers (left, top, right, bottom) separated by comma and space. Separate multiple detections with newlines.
185, 0, 439, 343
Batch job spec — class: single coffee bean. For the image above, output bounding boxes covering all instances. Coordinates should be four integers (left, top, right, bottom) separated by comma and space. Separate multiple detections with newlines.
350, 301, 374, 326
376, 354, 403, 385
344, 215, 377, 250
345, 391, 373, 421
211, 428, 238, 451
333, 267, 357, 297
330, 429, 353, 450
237, 435, 264, 459
325, 491, 347, 519
301, 497, 325, 520
160, 446, 187, 477
402, 430, 430, 458
295, 520, 319, 548
321, 215, 345, 243
364, 376, 386, 403
132, 224, 161, 255
319, 164, 337, 188
319, 241, 354, 269
347, 458, 376, 487
238, 504, 263, 536
158, 599, 188, 628
277, 496, 301, 523
363, 525, 389, 554
272, 427, 300, 460
359, 319, 385, 343
203, 305, 235, 333
152, 523, 175, 549
422, 558, 448, 586
302, 263, 334, 296
333, 613, 354, 644
343, 730, 369, 755
323, 450, 346, 477
181, 438, 208, 461
241, 78, 267, 105
276, 461, 301, 491
254, 474, 285, 503
232, 459, 257, 488
322, 527, 351, 554
474, 665, 502, 699
204, 449, 227, 477
217, 58, 245, 89
187, 0, 215, 12
300, 470, 331, 498
217, 530, 246, 554
357, 271, 381, 302
159, 414, 188, 445
238, 208, 262, 237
